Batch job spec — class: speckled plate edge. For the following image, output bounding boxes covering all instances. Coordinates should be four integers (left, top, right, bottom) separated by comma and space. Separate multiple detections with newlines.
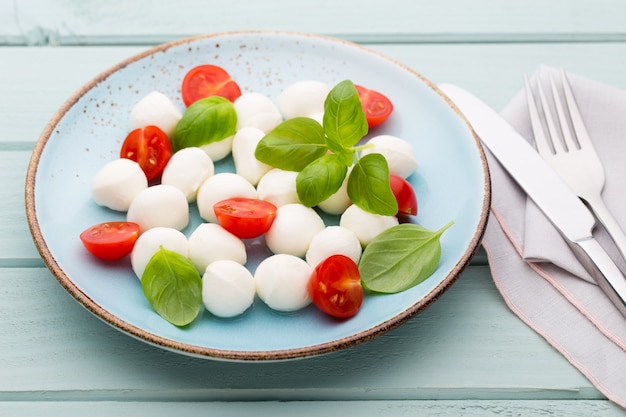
24, 30, 491, 361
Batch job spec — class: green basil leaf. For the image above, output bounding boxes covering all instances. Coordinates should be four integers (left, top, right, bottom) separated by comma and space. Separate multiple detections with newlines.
141, 247, 203, 327
171, 96, 237, 152
347, 153, 398, 215
325, 139, 355, 167
255, 117, 328, 171
359, 222, 453, 293
323, 80, 368, 148
296, 153, 348, 207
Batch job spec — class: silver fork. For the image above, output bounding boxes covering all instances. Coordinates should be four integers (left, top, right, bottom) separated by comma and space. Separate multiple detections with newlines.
525, 68, 626, 262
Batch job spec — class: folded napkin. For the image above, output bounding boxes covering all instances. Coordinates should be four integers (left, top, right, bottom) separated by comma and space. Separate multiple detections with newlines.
482, 65, 626, 408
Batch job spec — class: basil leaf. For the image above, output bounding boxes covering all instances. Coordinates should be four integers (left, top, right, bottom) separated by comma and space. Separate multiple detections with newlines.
255, 117, 328, 171
347, 153, 398, 215
171, 96, 237, 152
323, 80, 368, 148
141, 247, 203, 327
359, 222, 453, 293
296, 153, 348, 207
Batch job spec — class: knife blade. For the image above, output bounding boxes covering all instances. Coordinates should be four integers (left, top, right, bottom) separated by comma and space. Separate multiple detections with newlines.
438, 83, 626, 318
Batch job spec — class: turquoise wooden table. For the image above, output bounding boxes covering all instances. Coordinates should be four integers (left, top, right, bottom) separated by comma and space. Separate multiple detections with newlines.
3, 1, 626, 415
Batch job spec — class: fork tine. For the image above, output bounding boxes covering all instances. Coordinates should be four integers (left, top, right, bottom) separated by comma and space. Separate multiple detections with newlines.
549, 74, 579, 151
524, 75, 555, 156
560, 68, 594, 149
536, 74, 567, 153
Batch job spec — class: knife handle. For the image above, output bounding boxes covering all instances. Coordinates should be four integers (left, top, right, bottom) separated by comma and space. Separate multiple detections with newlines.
570, 237, 626, 318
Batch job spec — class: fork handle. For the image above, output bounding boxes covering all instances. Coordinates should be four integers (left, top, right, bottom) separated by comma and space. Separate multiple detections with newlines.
584, 192, 626, 265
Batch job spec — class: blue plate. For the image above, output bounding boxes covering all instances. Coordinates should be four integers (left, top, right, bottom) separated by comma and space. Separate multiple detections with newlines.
25, 31, 490, 361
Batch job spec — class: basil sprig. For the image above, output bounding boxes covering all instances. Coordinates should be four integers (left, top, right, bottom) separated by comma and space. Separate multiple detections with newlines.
171, 96, 237, 152
141, 247, 203, 327
255, 80, 398, 216
359, 222, 453, 293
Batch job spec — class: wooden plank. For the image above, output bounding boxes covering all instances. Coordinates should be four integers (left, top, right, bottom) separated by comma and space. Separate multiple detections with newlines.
0, 266, 595, 399
0, 151, 43, 262
0, 400, 625, 417
4, 43, 626, 149
3, 0, 626, 45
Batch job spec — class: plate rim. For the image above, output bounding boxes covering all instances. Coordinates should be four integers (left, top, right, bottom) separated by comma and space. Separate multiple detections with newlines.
24, 29, 491, 361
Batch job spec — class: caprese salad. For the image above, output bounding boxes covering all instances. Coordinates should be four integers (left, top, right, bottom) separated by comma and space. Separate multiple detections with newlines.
79, 64, 452, 326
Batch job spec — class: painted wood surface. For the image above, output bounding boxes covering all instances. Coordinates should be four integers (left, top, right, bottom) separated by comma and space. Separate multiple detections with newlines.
3, 0, 626, 415
2, 0, 626, 45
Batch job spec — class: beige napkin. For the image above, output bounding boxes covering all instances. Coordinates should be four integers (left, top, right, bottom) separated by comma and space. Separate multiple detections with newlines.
482, 65, 626, 408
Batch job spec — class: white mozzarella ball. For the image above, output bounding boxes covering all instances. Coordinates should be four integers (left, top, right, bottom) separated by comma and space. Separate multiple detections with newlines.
278, 80, 330, 119
196, 173, 258, 223
188, 223, 246, 273
360, 135, 419, 179
317, 171, 351, 215
129, 91, 182, 137
305, 226, 362, 267
234, 93, 283, 132
232, 127, 272, 185
202, 260, 255, 318
126, 184, 189, 233
130, 227, 188, 279
307, 112, 324, 125
161, 147, 214, 202
339, 204, 398, 247
199, 135, 234, 162
256, 168, 300, 207
265, 203, 325, 257
91, 159, 148, 212
254, 254, 312, 312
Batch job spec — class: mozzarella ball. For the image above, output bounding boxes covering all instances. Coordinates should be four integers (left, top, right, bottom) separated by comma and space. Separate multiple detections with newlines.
161, 147, 214, 202
91, 159, 148, 211
202, 260, 255, 318
305, 226, 362, 267
360, 135, 419, 178
232, 127, 272, 185
254, 254, 312, 312
278, 80, 330, 119
188, 223, 246, 273
129, 91, 182, 137
196, 173, 258, 223
256, 168, 300, 207
199, 135, 234, 162
265, 203, 325, 257
339, 204, 399, 247
130, 227, 188, 279
307, 112, 324, 125
126, 184, 189, 233
317, 171, 351, 215
234, 92, 283, 132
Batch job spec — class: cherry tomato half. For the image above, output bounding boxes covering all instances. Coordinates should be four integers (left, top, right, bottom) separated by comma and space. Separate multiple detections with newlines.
181, 64, 242, 107
355, 84, 394, 128
120, 125, 172, 181
308, 254, 363, 319
79, 221, 140, 261
213, 198, 278, 239
390, 174, 418, 216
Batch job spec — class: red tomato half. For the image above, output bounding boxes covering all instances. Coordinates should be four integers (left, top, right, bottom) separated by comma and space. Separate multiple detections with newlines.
355, 84, 394, 128
308, 254, 363, 319
181, 64, 242, 106
79, 222, 140, 261
213, 198, 278, 239
120, 125, 172, 181
390, 174, 418, 216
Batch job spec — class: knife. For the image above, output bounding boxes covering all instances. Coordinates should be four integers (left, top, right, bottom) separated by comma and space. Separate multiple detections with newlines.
438, 83, 626, 318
